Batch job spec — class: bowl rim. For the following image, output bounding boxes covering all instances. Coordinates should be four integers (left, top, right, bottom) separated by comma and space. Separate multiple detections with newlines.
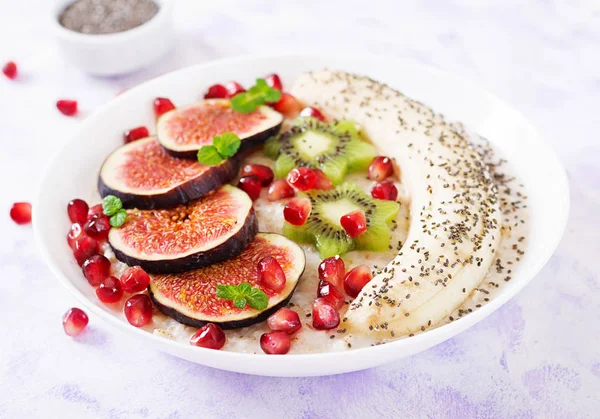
33, 53, 570, 371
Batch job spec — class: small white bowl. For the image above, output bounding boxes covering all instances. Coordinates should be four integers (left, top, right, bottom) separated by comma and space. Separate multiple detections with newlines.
52, 0, 174, 76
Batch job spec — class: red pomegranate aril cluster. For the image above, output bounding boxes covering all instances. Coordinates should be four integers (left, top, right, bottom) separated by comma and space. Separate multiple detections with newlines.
267, 179, 295, 201
96, 276, 124, 303
368, 156, 394, 181
241, 164, 274, 186
84, 213, 111, 241
56, 100, 78, 116
300, 106, 326, 122
124, 126, 150, 143
273, 93, 302, 118
62, 308, 89, 337
318, 256, 346, 290
265, 73, 283, 91
10, 202, 32, 225
190, 323, 226, 349
204, 81, 245, 99
224, 81, 245, 97
73, 236, 100, 266
124, 294, 153, 327
317, 280, 345, 310
2, 61, 17, 79
67, 199, 89, 224
67, 223, 84, 249
238, 176, 262, 201
88, 204, 104, 218
340, 210, 367, 238
312, 298, 340, 330
283, 197, 311, 226
267, 308, 301, 334
312, 169, 334, 190
343, 265, 373, 298
120, 266, 151, 293
82, 254, 111, 286
371, 180, 398, 201
257, 256, 286, 292
260, 331, 291, 355
153, 97, 175, 118
287, 167, 316, 191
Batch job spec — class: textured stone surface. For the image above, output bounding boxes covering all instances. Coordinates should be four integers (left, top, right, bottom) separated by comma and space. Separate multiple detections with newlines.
1, 0, 599, 417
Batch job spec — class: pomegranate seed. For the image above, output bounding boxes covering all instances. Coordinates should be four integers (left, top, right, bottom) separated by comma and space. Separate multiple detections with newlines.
371, 181, 398, 201
300, 106, 326, 122
257, 256, 286, 292
190, 323, 226, 349
224, 81, 246, 97
318, 256, 346, 290
273, 93, 302, 118
264, 73, 283, 91
82, 254, 111, 286
287, 167, 316, 191
67, 223, 85, 249
73, 236, 99, 266
312, 298, 340, 330
96, 276, 124, 304
62, 308, 89, 337
340, 210, 367, 238
153, 97, 175, 118
317, 280, 345, 311
241, 164, 274, 186
124, 294, 153, 327
238, 176, 262, 201
267, 308, 301, 334
84, 213, 111, 241
204, 83, 228, 99
56, 100, 78, 116
9, 202, 32, 224
2, 61, 17, 79
312, 168, 333, 190
67, 199, 89, 224
343, 265, 373, 298
283, 197, 311, 226
87, 204, 104, 219
260, 331, 291, 355
123, 126, 149, 143
120, 266, 150, 293
267, 179, 295, 201
368, 156, 394, 181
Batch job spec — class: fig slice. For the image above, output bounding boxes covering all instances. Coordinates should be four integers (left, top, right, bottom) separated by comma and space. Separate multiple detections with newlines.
108, 185, 257, 274
148, 233, 305, 330
156, 99, 284, 159
98, 137, 239, 209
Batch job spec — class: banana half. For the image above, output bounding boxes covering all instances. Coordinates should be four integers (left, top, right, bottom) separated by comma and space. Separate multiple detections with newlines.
290, 71, 501, 338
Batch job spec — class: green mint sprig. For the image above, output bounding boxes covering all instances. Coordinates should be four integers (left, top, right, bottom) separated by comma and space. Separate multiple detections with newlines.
197, 132, 241, 166
216, 283, 268, 310
230, 78, 281, 114
102, 195, 127, 228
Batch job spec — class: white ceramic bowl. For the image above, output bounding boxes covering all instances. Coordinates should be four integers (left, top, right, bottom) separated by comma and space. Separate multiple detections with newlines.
52, 0, 174, 76
33, 54, 569, 377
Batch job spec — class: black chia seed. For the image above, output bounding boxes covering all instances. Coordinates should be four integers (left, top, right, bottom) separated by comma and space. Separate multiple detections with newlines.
59, 0, 159, 35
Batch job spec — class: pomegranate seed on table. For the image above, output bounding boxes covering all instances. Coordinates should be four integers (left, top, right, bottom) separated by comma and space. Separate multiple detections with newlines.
260, 331, 291, 355
312, 298, 340, 330
123, 126, 150, 143
287, 167, 316, 191
9, 202, 32, 224
124, 294, 153, 327
300, 106, 326, 122
257, 256, 286, 292
67, 223, 85, 249
56, 100, 78, 116
317, 280, 345, 311
267, 179, 295, 201
67, 199, 89, 224
267, 308, 301, 334
62, 308, 89, 337
203, 83, 228, 99
238, 176, 262, 201
82, 254, 111, 286
120, 266, 150, 293
2, 61, 17, 79
96, 276, 124, 303
283, 197, 311, 226
73, 236, 99, 266
87, 204, 104, 219
312, 168, 334, 190
190, 323, 226, 349
368, 156, 394, 181
84, 213, 111, 241
241, 164, 274, 186
340, 210, 367, 238
318, 256, 346, 290
343, 265, 373, 298
224, 81, 246, 97
153, 97, 175, 118
371, 180, 398, 201
264, 73, 283, 91
273, 93, 302, 118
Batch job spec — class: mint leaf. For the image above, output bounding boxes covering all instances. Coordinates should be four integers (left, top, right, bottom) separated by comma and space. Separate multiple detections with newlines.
213, 133, 241, 158
109, 209, 127, 228
246, 287, 268, 310
197, 145, 224, 166
216, 282, 268, 310
216, 284, 236, 300
233, 297, 247, 309
102, 195, 122, 216
230, 78, 281, 113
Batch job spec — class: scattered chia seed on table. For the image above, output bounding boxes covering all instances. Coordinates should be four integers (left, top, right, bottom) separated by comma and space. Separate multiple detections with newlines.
59, 0, 159, 35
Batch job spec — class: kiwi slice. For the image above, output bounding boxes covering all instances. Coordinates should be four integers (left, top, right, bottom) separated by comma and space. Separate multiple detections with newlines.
268, 119, 376, 185
283, 182, 399, 258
